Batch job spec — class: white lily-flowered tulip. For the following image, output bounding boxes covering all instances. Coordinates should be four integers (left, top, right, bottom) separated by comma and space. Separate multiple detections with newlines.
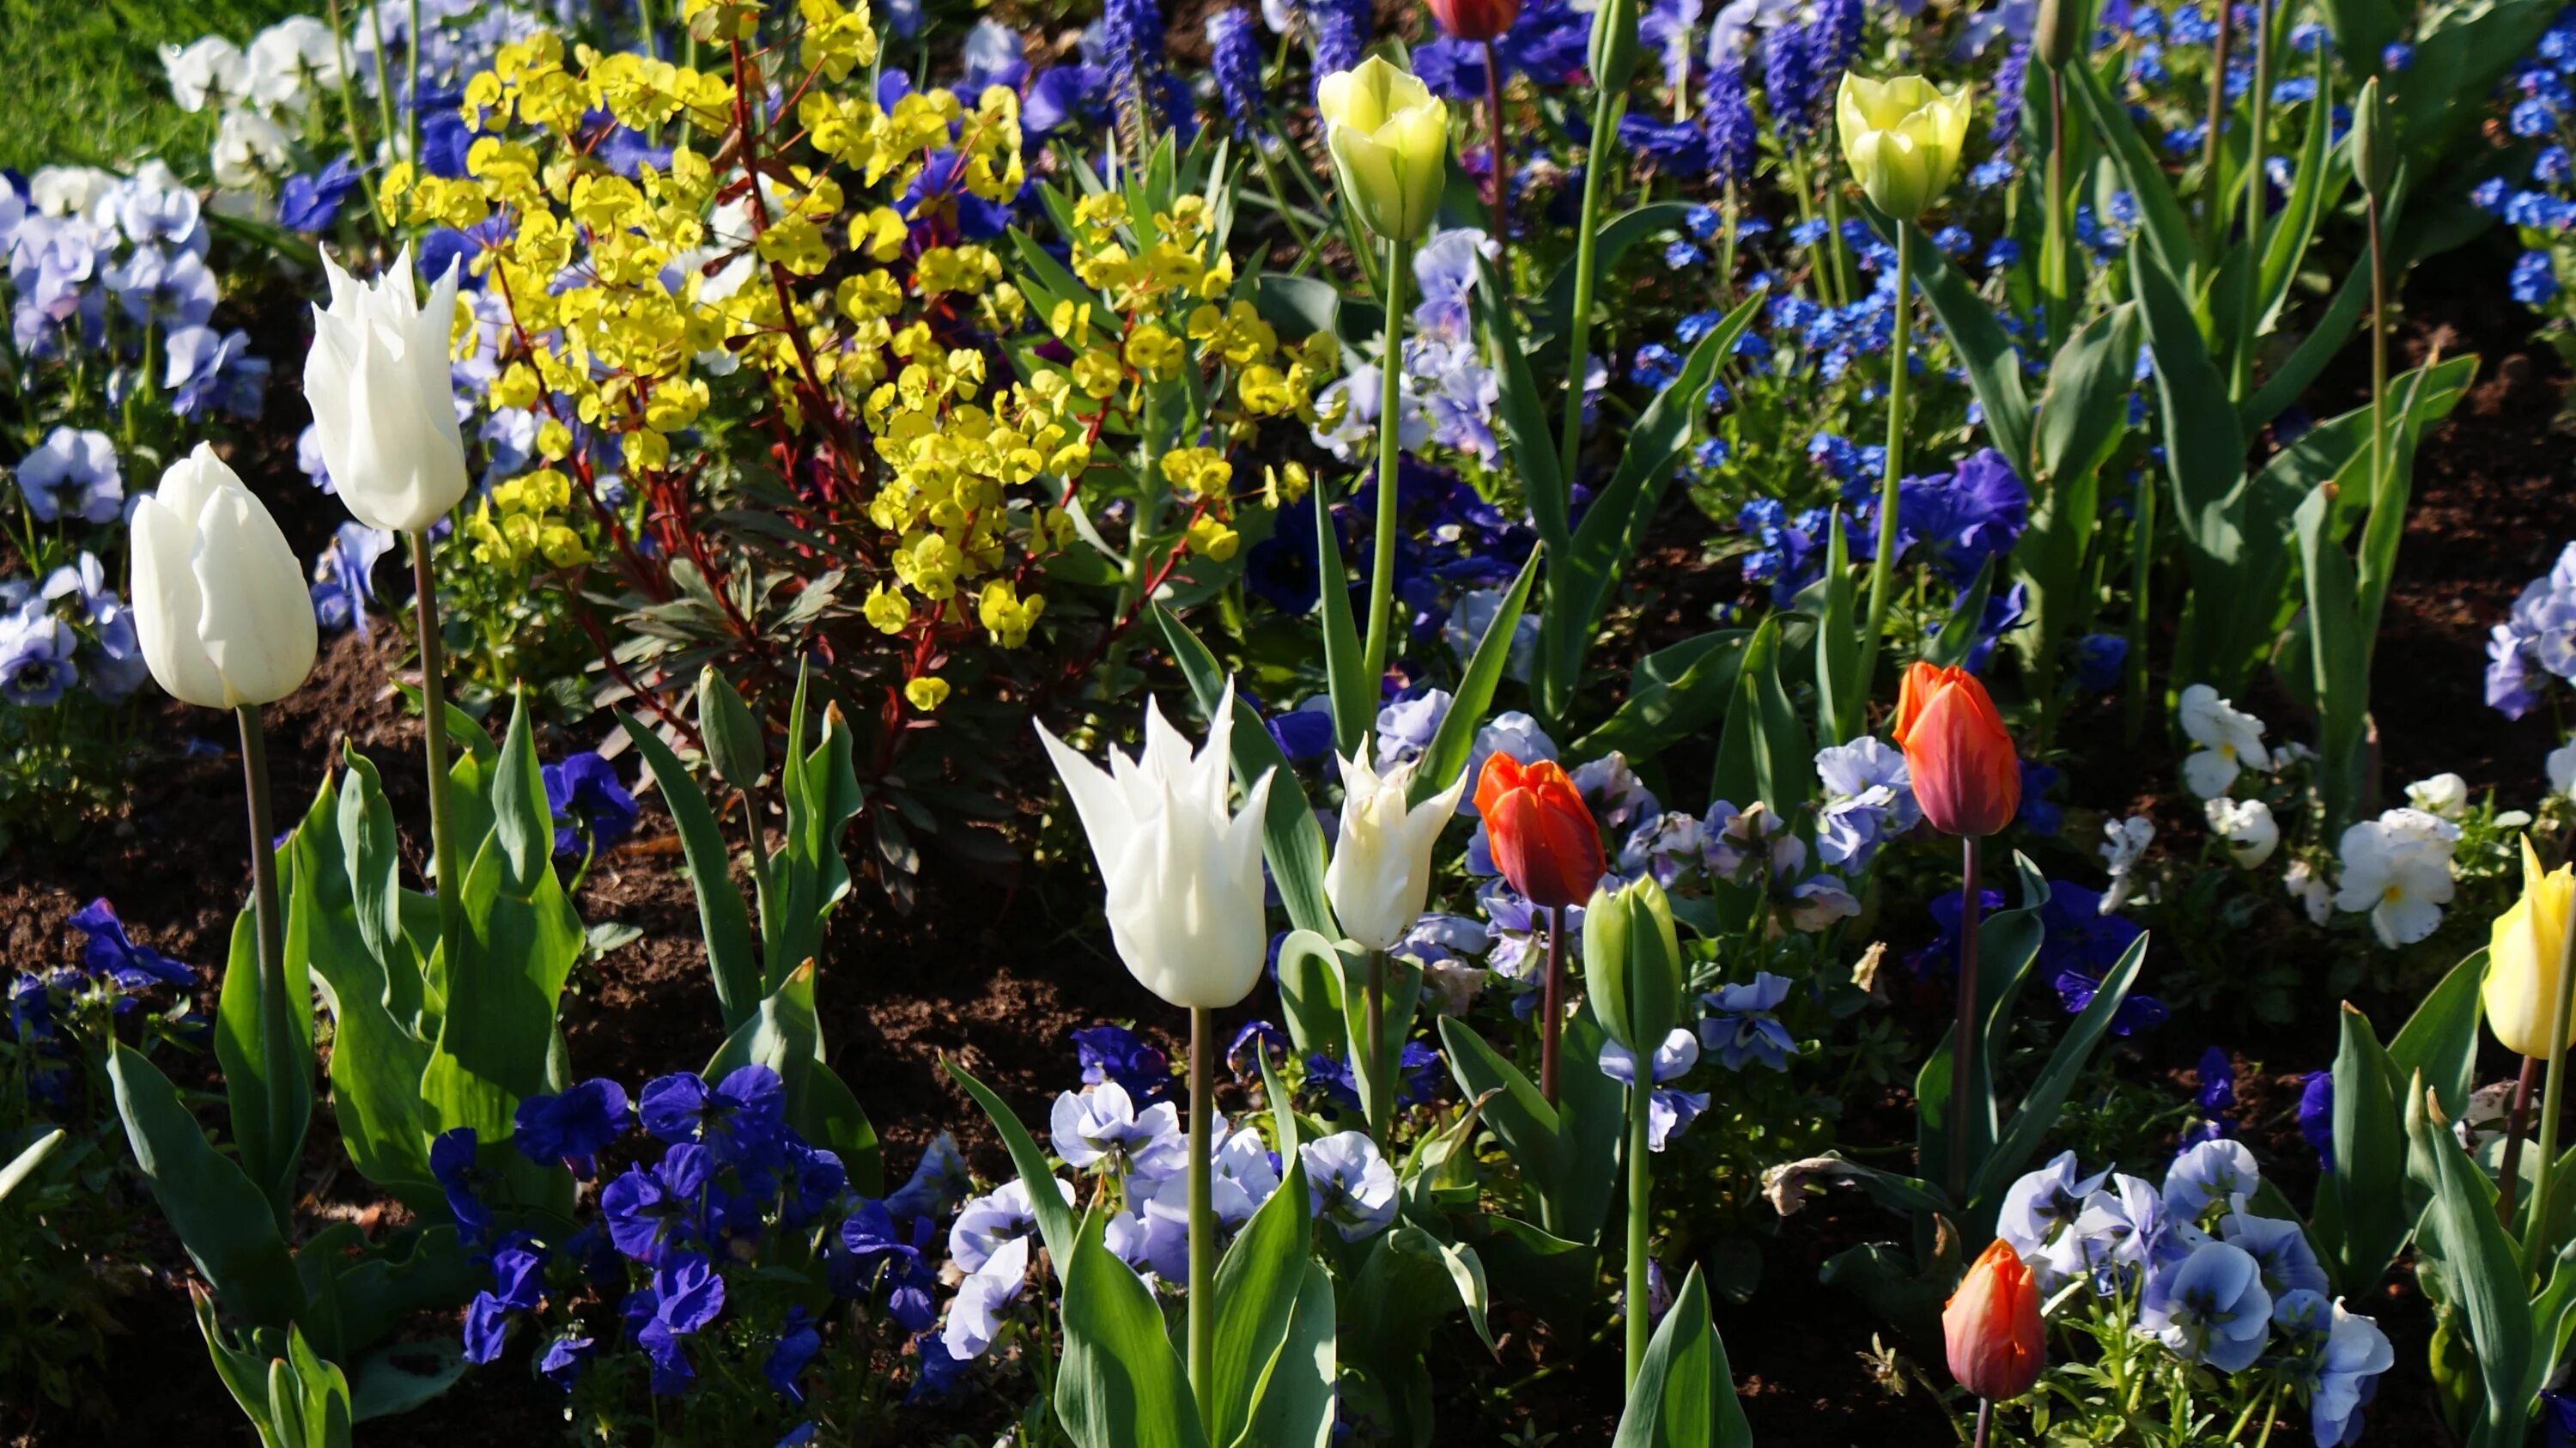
130, 445, 317, 709
1037, 685, 1276, 1009
305, 245, 470, 534
1325, 751, 1468, 952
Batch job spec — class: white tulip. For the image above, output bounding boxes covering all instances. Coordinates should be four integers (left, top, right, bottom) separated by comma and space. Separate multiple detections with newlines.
131, 445, 317, 709
1324, 751, 1467, 952
306, 246, 470, 534
1037, 685, 1276, 1009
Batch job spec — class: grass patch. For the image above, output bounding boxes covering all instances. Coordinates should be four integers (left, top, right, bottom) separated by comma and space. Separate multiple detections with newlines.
0, 0, 308, 175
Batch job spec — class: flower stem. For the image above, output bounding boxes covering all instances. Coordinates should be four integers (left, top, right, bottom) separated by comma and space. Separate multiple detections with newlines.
235, 703, 289, 1079
1856, 223, 1913, 737
1485, 42, 1511, 252
2198, 2, 2235, 276
1949, 832, 1983, 1202
1366, 946, 1389, 1148
321, 0, 384, 225
2043, 65, 2071, 350
1541, 904, 1566, 1106
2500, 1053, 2540, 1226
1360, 234, 1409, 691
1623, 1068, 1653, 1388
2521, 910, 2576, 1281
1973, 1399, 1991, 1448
2231, 0, 2270, 404
1556, 84, 1627, 491
1187, 1005, 1216, 1440
412, 532, 463, 973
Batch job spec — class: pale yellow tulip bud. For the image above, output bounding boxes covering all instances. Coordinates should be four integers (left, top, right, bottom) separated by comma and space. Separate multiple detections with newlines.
2484, 837, 2576, 1057
1836, 72, 1973, 222
1318, 56, 1451, 245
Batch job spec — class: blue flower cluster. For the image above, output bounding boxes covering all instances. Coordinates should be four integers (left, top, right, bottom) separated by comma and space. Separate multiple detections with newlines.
7, 899, 202, 1104
2483, 540, 2576, 718
1911, 879, 2168, 1034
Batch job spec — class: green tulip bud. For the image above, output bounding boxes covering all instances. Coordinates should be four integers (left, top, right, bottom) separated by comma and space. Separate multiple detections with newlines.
1583, 875, 1683, 1054
696, 666, 766, 791
1837, 72, 1974, 221
2353, 77, 2393, 200
2033, 0, 2078, 70
1589, 0, 1643, 100
1318, 57, 1452, 244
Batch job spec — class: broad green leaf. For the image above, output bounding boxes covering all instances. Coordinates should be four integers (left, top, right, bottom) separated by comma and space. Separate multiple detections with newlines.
0, 1129, 64, 1205
110, 1043, 304, 1333
1410, 545, 1540, 809
489, 693, 555, 897
1610, 1264, 1747, 1448
1314, 486, 1370, 756
2319, 1002, 2414, 1297
618, 712, 762, 1031
1056, 1209, 1207, 1448
1210, 1156, 1315, 1445
2389, 948, 2486, 1120
1917, 858, 2050, 1212
946, 1061, 1076, 1269
1923, 556, 1998, 673
1238, 1261, 1337, 1448
1972, 933, 2149, 1212
417, 824, 585, 1143
1436, 1014, 1560, 1196
216, 900, 309, 1233
300, 793, 438, 1211
347, 1340, 465, 1424
1477, 259, 1566, 546
708, 963, 883, 1194
2407, 1078, 2535, 1448
2295, 483, 2371, 830
336, 749, 422, 1029
2065, 63, 2196, 287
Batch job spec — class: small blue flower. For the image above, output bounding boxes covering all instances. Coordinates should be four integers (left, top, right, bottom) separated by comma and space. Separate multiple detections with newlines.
764, 1305, 823, 1402
542, 752, 639, 859
2512, 250, 2560, 307
513, 1078, 631, 1176
1698, 972, 1795, 1071
2139, 1237, 2273, 1372
277, 154, 363, 233
1072, 1024, 1177, 1104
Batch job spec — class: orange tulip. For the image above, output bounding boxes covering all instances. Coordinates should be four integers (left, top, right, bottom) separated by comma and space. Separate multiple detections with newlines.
1474, 754, 1605, 910
1429, 0, 1522, 41
1945, 1238, 2044, 1402
1893, 661, 2021, 837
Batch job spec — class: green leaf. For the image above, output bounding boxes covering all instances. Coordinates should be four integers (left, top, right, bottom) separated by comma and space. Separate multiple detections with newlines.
285, 1326, 355, 1448
2064, 63, 2196, 289
1917, 859, 2050, 1214
619, 712, 762, 1031
2295, 483, 2371, 830
1923, 556, 1999, 673
1814, 515, 1862, 744
1310, 479, 1372, 757
2318, 1001, 2414, 1297
110, 1043, 305, 1334
945, 1061, 1075, 1269
1410, 546, 1540, 809
1707, 617, 1812, 816
1210, 1155, 1315, 1445
2257, 51, 2344, 334
772, 666, 866, 991
417, 815, 585, 1143
1239, 1261, 1338, 1448
2407, 1077, 2535, 1448
215, 900, 310, 1233
300, 781, 439, 1212
336, 750, 424, 1030
1972, 933, 2149, 1210
1155, 605, 1336, 937
1577, 630, 1750, 762
707, 963, 883, 1195
0, 1129, 64, 1205
1340, 1226, 1495, 1445
1477, 259, 1565, 547
1864, 210, 2032, 478
1056, 1208, 1207, 1448
1533, 202, 1697, 341
1611, 1264, 1749, 1448
347, 1341, 465, 1424
2389, 948, 2486, 1121
489, 693, 555, 897
695, 666, 767, 792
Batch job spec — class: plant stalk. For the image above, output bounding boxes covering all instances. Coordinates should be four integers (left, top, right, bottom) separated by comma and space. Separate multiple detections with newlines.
1623, 1066, 1653, 1387
2501, 1053, 2540, 1226
1485, 40, 1511, 252
2044, 65, 2072, 349
2231, 0, 2271, 403
1974, 1399, 1992, 1448
412, 532, 463, 972
1949, 833, 1984, 1202
1188, 1005, 1216, 1439
1367, 946, 1389, 1147
1541, 904, 1567, 1106
2198, 0, 2236, 275
1856, 223, 1914, 729
1360, 234, 1409, 691
236, 703, 289, 1071
1555, 86, 1627, 491
2522, 912, 2576, 1280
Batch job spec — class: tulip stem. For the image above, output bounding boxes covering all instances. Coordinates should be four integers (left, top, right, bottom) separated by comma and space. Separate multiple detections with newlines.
2500, 1053, 2539, 1227
2198, 0, 2235, 277
1972, 1399, 1991, 1448
235, 704, 301, 1206
2042, 64, 2071, 350
1187, 1005, 1216, 1439
1541, 904, 1566, 1106
1556, 83, 1625, 493
412, 532, 464, 974
1485, 40, 1511, 252
1360, 235, 1409, 693
1856, 223, 1913, 738
1949, 833, 1982, 1202
1622, 1068, 1652, 1389
1366, 947, 1390, 1148
2523, 909, 2576, 1281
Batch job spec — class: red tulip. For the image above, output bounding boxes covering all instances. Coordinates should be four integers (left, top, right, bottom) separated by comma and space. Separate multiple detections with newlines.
1945, 1238, 2044, 1402
1474, 754, 1604, 910
1893, 660, 2020, 837
1428, 0, 1522, 42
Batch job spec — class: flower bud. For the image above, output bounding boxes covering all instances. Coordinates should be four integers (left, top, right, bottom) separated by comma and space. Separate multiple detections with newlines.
1589, 0, 1642, 98
2352, 77, 2393, 200
1893, 660, 2021, 837
696, 665, 766, 791
2483, 836, 2576, 1057
1430, 0, 1522, 43
1318, 57, 1452, 244
2032, 0, 2077, 70
1326, 751, 1470, 952
1836, 72, 1973, 220
131, 445, 318, 709
304, 244, 471, 535
1584, 875, 1683, 1054
1945, 1238, 2045, 1401
1474, 753, 1607, 910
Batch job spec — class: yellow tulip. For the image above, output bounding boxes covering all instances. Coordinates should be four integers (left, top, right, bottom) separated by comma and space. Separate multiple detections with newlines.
1835, 72, 1972, 221
1318, 56, 1450, 244
2485, 837, 2576, 1057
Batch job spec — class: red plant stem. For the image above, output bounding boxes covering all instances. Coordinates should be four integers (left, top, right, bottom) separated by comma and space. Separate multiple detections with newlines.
1485, 40, 1510, 250
1973, 1399, 1991, 1448
1541, 903, 1567, 1106
2501, 1053, 2542, 1226
1949, 834, 1984, 1202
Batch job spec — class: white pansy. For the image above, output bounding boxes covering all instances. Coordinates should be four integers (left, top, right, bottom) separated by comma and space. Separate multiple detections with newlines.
211, 109, 293, 188
2403, 772, 2469, 818
2100, 814, 2155, 913
2178, 684, 2272, 798
244, 15, 343, 109
2331, 810, 2458, 948
161, 35, 250, 113
2203, 797, 2280, 867
2549, 742, 2576, 800
2284, 860, 2333, 926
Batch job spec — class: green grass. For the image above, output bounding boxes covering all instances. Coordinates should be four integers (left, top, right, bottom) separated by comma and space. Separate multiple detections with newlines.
0, 0, 308, 175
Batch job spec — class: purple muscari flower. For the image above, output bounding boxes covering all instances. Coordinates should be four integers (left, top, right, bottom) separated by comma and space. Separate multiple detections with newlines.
1618, 114, 1714, 170
163, 325, 269, 419
277, 155, 362, 233
765, 1306, 823, 1402
430, 1129, 494, 1244
1762, 23, 1819, 135
2299, 1071, 2334, 1171
15, 426, 121, 524
542, 751, 640, 858
1991, 41, 2031, 145
1104, 0, 1168, 108
2139, 1237, 2273, 1372
638, 1066, 787, 1166
1227, 1019, 1290, 1080
1698, 972, 1795, 1071
1309, 0, 1367, 76
1207, 8, 1263, 137
538, 1335, 593, 1390
69, 898, 195, 991
513, 1078, 630, 1175
1072, 1024, 1178, 1105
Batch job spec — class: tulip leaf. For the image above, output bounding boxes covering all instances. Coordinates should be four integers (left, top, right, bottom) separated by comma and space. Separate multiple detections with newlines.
1410, 545, 1540, 811
1056, 1208, 1208, 1448
708, 963, 882, 1196
1309, 487, 1371, 757
1973, 931, 2148, 1212
1155, 605, 1337, 939
2294, 483, 2371, 831
2316, 1001, 2415, 1298
2407, 1079, 2535, 1448
1209, 1154, 1315, 1447
109, 1043, 306, 1334
1436, 1014, 1560, 1193
2388, 947, 2485, 1121
1339, 1225, 1494, 1444
2257, 50, 2344, 336
337, 748, 426, 1031
1478, 259, 1566, 549
1916, 857, 2050, 1226
1577, 629, 1751, 763
772, 667, 866, 994
1922, 556, 1998, 673
1609, 1264, 1751, 1448
2063, 62, 2195, 289
1814, 513, 1862, 744
1273, 928, 1352, 1057
1343, 954, 1425, 1134
301, 776, 440, 1213
215, 892, 310, 1236
417, 824, 585, 1145
1237, 1261, 1338, 1448
0, 1129, 64, 1206
945, 1060, 1076, 1271
617, 710, 763, 1032
1864, 208, 2032, 482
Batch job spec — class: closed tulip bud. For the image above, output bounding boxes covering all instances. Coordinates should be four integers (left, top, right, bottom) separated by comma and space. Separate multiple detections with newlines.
1946, 1239, 2044, 1401
2483, 836, 2576, 1057
1429, 0, 1521, 43
1836, 72, 1973, 221
1474, 753, 1607, 910
1584, 875, 1683, 1054
2353, 77, 2393, 200
1326, 751, 1470, 952
1893, 660, 2021, 837
1037, 684, 1276, 1009
305, 244, 471, 535
695, 666, 766, 791
2032, 0, 2077, 70
1588, 0, 1642, 97
1318, 57, 1451, 244
131, 445, 318, 709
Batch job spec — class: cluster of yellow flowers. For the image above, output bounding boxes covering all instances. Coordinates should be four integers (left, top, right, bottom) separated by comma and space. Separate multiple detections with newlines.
467, 466, 591, 572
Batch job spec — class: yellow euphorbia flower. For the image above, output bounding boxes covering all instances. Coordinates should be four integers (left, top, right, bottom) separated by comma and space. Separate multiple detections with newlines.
1835, 73, 1971, 221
